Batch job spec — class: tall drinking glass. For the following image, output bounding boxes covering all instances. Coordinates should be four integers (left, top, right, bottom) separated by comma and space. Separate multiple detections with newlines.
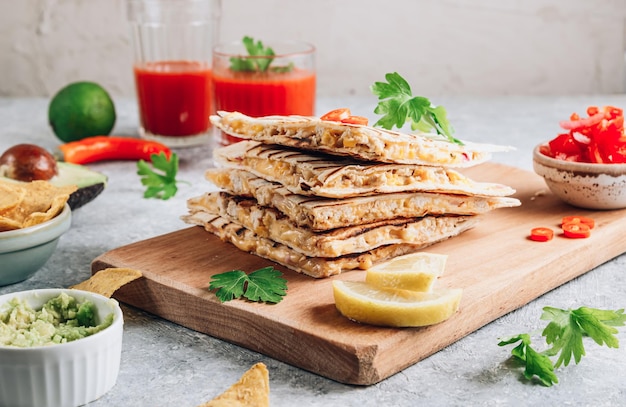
126, 0, 221, 147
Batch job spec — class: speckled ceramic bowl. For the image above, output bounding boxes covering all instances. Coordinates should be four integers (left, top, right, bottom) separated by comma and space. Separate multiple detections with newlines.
533, 144, 626, 209
0, 288, 123, 407
0, 203, 71, 286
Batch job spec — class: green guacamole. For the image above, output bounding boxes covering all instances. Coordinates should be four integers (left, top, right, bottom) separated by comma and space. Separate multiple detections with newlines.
0, 292, 114, 347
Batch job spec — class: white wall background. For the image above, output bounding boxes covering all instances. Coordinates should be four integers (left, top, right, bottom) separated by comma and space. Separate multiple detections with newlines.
1, 0, 625, 98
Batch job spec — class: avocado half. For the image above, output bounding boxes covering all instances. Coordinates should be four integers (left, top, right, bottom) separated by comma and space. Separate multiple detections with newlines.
0, 162, 107, 210
50, 162, 108, 209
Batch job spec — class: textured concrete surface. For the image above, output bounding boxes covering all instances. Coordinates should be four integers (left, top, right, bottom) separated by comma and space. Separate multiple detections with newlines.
1, 96, 625, 406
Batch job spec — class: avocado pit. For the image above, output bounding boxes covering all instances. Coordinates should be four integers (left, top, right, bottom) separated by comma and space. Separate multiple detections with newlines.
0, 143, 58, 182
0, 144, 108, 209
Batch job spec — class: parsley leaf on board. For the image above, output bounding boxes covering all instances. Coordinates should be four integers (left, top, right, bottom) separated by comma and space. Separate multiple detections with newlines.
208, 266, 288, 304
498, 306, 625, 387
230, 36, 276, 73
136, 152, 185, 200
370, 72, 462, 144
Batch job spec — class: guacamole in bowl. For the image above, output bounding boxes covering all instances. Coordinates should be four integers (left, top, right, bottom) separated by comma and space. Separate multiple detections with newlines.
0, 292, 114, 347
0, 288, 123, 407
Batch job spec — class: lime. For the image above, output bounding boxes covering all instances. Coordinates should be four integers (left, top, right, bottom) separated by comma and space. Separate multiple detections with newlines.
48, 81, 116, 142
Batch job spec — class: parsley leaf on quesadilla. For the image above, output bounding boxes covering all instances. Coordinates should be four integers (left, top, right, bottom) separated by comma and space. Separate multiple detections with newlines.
371, 72, 463, 145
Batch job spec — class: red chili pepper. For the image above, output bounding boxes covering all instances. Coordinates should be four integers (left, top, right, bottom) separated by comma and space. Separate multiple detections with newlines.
58, 136, 172, 164
529, 227, 554, 242
321, 108, 369, 126
340, 116, 369, 126
320, 108, 351, 122
562, 215, 595, 229
562, 222, 591, 239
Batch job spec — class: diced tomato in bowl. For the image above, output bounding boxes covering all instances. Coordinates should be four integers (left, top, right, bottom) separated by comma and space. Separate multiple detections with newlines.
540, 106, 626, 164
533, 105, 626, 210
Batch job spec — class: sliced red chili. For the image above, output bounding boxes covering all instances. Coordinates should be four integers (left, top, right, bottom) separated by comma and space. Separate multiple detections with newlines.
320, 108, 351, 122
562, 216, 595, 229
529, 227, 554, 242
341, 116, 369, 126
562, 223, 591, 239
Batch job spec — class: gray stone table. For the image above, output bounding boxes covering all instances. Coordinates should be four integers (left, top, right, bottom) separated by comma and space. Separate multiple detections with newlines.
1, 95, 625, 406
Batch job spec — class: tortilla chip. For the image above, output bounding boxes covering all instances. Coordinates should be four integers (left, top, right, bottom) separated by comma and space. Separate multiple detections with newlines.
19, 181, 76, 225
0, 216, 22, 232
199, 363, 270, 407
71, 267, 143, 298
22, 194, 69, 227
0, 179, 76, 230
0, 182, 25, 216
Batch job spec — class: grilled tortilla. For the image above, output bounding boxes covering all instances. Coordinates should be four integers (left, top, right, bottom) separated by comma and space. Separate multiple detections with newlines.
186, 191, 478, 258
210, 111, 512, 167
182, 211, 477, 278
205, 168, 521, 231
213, 141, 517, 199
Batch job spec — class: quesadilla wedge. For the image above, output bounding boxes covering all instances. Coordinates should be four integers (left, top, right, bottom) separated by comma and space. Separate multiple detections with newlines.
214, 141, 516, 199
210, 111, 512, 167
206, 168, 521, 231
186, 191, 478, 258
182, 211, 477, 278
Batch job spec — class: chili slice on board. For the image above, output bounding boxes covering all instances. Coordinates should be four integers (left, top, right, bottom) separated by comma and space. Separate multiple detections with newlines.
530, 227, 554, 242
562, 215, 595, 229
562, 223, 591, 239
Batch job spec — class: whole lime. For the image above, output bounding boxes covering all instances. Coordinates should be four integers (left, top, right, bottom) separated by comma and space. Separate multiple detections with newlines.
48, 81, 117, 142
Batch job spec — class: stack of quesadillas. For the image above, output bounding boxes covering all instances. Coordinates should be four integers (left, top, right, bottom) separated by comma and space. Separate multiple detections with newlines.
182, 111, 520, 278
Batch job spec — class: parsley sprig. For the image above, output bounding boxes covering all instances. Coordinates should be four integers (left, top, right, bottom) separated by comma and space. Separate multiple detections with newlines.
136, 152, 186, 200
209, 266, 288, 304
229, 36, 293, 73
370, 72, 462, 144
498, 306, 625, 386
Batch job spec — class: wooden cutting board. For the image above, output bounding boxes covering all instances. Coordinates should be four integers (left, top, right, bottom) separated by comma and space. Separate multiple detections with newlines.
92, 163, 626, 385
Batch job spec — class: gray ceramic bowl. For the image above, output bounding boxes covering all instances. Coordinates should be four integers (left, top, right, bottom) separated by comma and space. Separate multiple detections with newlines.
533, 144, 626, 210
0, 204, 71, 286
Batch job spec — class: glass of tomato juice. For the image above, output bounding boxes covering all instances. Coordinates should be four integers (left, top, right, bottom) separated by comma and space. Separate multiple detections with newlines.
212, 40, 316, 145
126, 0, 221, 147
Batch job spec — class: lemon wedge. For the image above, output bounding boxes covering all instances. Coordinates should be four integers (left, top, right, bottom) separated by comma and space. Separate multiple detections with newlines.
364, 252, 447, 292
332, 280, 462, 327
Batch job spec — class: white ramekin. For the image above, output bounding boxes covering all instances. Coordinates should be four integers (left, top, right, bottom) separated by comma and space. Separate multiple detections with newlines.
0, 288, 123, 407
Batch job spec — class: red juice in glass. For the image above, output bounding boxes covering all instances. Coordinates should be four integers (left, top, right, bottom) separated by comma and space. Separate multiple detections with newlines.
134, 60, 213, 139
212, 40, 316, 144
127, 0, 219, 147
213, 69, 316, 117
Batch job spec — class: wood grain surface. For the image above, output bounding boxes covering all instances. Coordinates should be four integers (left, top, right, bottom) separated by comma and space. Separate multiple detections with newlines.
92, 163, 626, 385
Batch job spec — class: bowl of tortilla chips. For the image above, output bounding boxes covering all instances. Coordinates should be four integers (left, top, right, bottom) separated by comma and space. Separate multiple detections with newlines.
0, 180, 75, 285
